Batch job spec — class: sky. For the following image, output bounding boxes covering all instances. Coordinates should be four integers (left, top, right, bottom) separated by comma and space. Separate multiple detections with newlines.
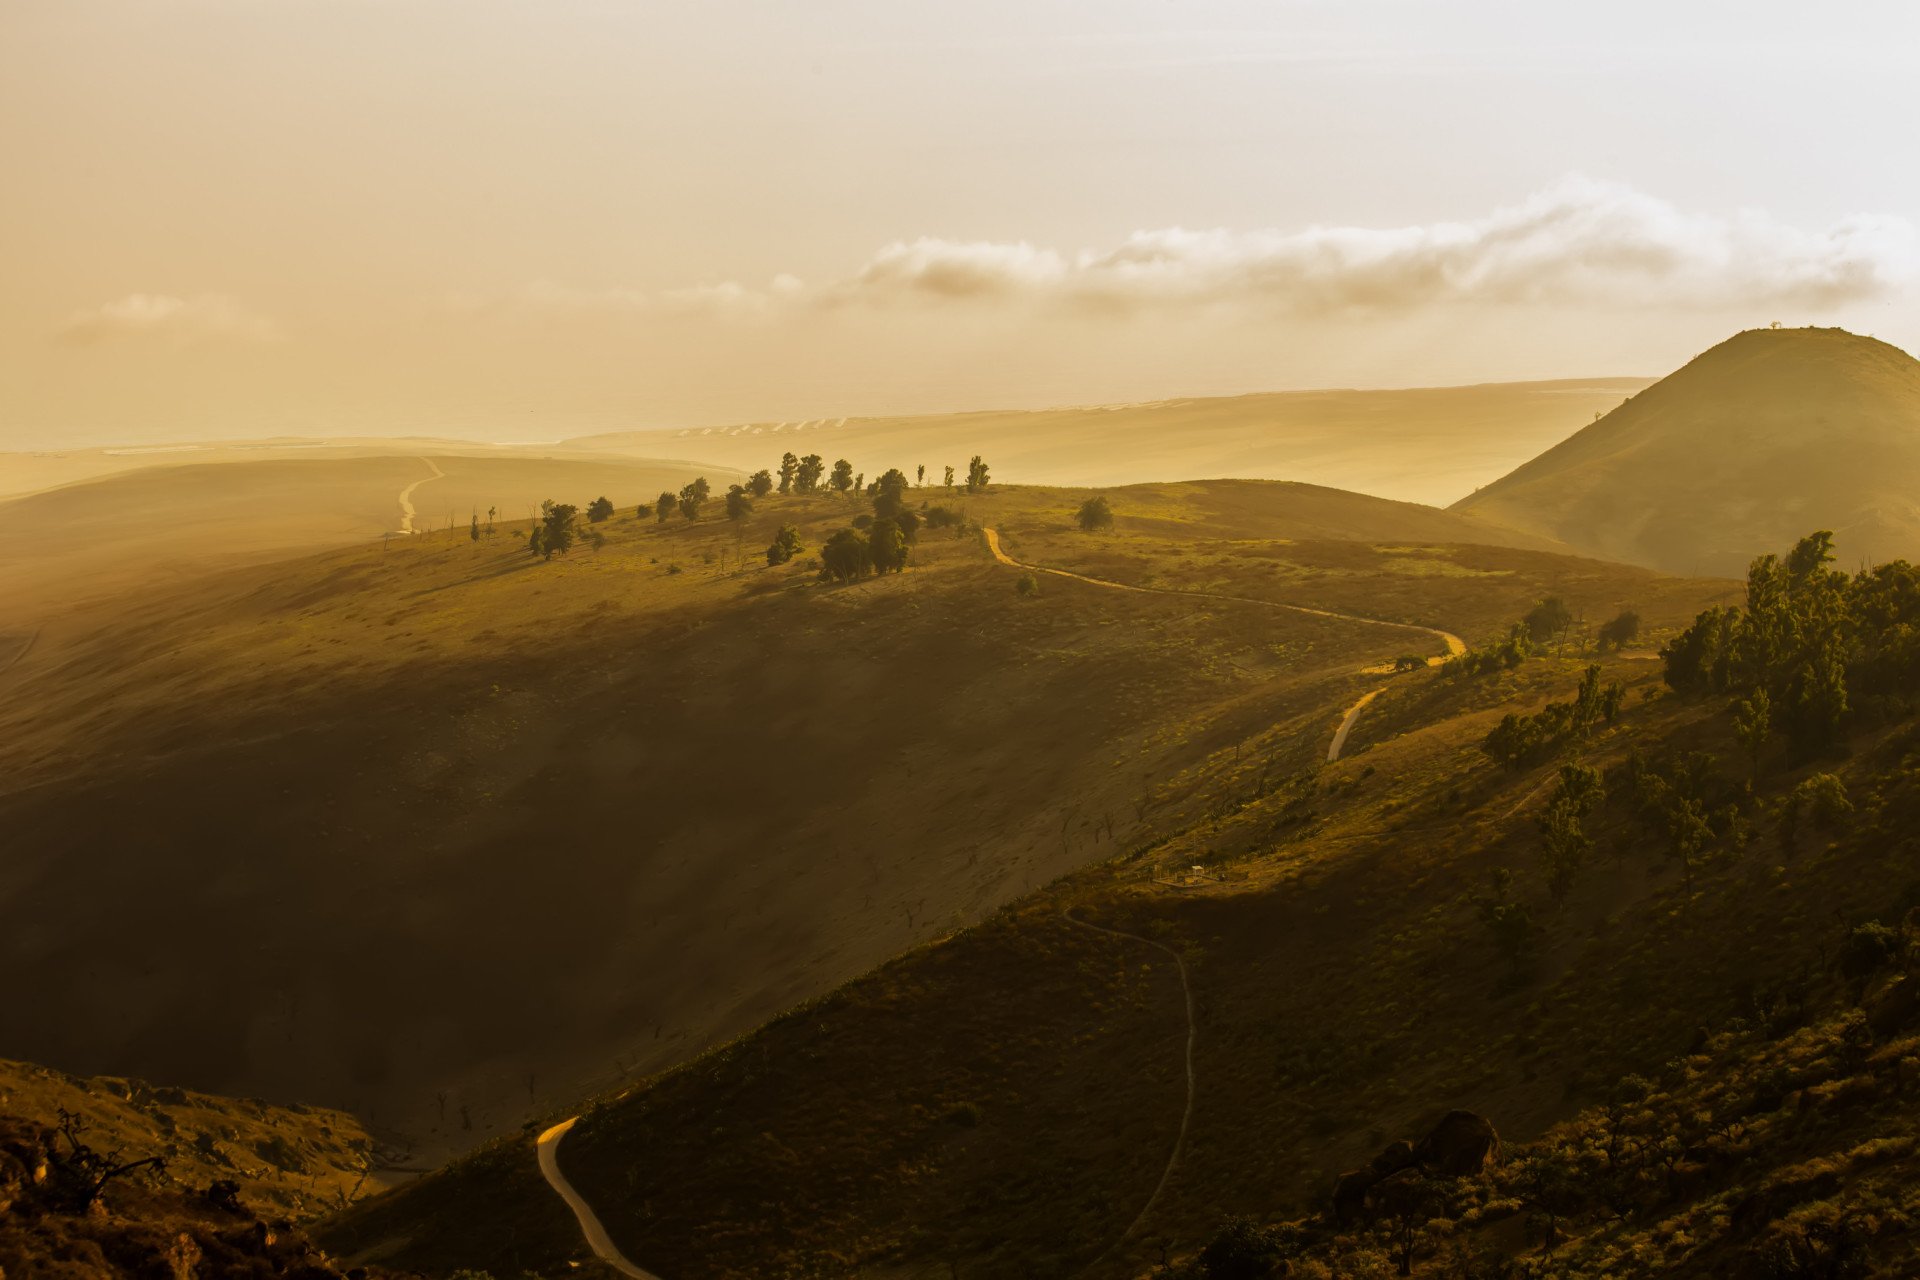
5, 0, 1920, 448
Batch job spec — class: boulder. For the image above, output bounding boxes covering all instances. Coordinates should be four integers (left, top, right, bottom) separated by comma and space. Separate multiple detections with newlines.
1331, 1167, 1376, 1224
1412, 1110, 1500, 1177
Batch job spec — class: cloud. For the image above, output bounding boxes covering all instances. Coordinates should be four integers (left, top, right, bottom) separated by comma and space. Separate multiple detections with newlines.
829, 177, 1920, 315
504, 177, 1920, 326
57, 293, 280, 346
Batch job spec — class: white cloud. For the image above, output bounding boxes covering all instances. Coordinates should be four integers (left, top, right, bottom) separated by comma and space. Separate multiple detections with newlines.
829, 177, 1919, 314
504, 177, 1920, 325
57, 293, 281, 345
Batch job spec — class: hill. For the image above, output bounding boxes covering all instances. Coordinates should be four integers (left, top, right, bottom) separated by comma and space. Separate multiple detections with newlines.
318, 525, 1920, 1279
1454, 328, 1920, 574
561, 378, 1652, 508
0, 475, 1676, 1172
0, 451, 734, 622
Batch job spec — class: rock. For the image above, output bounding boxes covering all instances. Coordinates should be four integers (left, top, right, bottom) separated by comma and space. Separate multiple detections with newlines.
1412, 1110, 1500, 1177
1866, 974, 1920, 1037
1369, 1139, 1417, 1178
1331, 1167, 1376, 1224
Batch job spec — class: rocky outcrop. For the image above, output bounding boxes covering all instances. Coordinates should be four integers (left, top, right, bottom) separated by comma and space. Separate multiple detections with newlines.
1330, 1110, 1500, 1222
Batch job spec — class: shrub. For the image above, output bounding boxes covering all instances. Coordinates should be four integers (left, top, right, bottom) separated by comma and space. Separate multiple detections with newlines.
1076, 495, 1114, 532
1016, 573, 1039, 597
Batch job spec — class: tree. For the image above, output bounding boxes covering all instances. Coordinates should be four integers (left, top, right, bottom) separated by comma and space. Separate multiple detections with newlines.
748, 469, 774, 499
587, 496, 615, 523
1733, 687, 1772, 785
1473, 868, 1534, 981
725, 484, 754, 520
678, 478, 710, 521
1597, 609, 1641, 651
819, 528, 872, 582
874, 468, 911, 518
469, 513, 480, 543
1525, 596, 1575, 649
778, 453, 798, 494
766, 524, 803, 566
654, 491, 676, 523
535, 500, 578, 559
943, 464, 955, 489
829, 458, 854, 496
869, 516, 909, 574
1538, 764, 1602, 907
1076, 495, 1113, 532
966, 455, 990, 492
486, 505, 496, 535
797, 453, 825, 494
916, 464, 925, 487
528, 526, 546, 558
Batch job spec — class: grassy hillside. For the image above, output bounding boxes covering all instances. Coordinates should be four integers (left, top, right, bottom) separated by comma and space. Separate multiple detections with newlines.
317, 529, 1920, 1276
1455, 327, 1920, 575
562, 379, 1652, 508
0, 451, 734, 621
0, 477, 1670, 1171
287, 490, 1752, 1276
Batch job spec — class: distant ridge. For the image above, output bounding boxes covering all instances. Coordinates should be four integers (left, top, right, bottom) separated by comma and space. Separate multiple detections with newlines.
1453, 327, 1920, 575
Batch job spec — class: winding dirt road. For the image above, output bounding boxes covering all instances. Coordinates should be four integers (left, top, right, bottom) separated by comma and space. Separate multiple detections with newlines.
536, 1119, 660, 1279
1061, 909, 1196, 1276
983, 527, 1462, 762
395, 456, 446, 535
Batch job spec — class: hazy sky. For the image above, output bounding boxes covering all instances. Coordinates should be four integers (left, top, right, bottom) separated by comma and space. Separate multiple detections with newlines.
6, 0, 1920, 447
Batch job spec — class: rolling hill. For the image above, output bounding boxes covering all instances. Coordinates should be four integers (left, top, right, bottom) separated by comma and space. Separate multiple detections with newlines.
560, 378, 1652, 508
0, 476, 1675, 1172
0, 451, 735, 622
1454, 327, 1920, 575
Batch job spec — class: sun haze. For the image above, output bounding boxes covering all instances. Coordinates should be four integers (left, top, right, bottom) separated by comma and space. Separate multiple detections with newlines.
5, 1, 1920, 447
12, 7, 1920, 1280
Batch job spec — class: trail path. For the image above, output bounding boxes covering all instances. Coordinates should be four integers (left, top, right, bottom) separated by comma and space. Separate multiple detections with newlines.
1061, 909, 1196, 1276
395, 457, 446, 535
983, 527, 1462, 761
535, 1119, 661, 1279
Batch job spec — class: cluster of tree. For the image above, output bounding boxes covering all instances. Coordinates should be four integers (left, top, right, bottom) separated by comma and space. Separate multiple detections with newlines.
1451, 599, 1641, 679
527, 500, 578, 560
1663, 530, 1920, 760
1482, 664, 1625, 770
819, 512, 916, 582
1450, 622, 1533, 677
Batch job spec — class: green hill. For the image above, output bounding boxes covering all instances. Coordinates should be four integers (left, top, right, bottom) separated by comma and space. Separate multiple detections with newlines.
1454, 327, 1920, 575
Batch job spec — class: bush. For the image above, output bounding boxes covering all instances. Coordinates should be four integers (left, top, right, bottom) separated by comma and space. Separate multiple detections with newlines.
1076, 495, 1114, 532
1015, 573, 1039, 597
765, 525, 803, 566
925, 505, 962, 529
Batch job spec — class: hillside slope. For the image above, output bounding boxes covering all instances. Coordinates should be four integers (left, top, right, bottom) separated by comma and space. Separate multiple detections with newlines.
563, 379, 1651, 508
321, 527, 1920, 1279
1454, 327, 1920, 574
0, 452, 733, 621
0, 477, 1614, 1163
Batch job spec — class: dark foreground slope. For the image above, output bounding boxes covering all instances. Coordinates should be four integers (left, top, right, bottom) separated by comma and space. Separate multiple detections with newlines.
0, 478, 1600, 1160
1455, 327, 1920, 575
